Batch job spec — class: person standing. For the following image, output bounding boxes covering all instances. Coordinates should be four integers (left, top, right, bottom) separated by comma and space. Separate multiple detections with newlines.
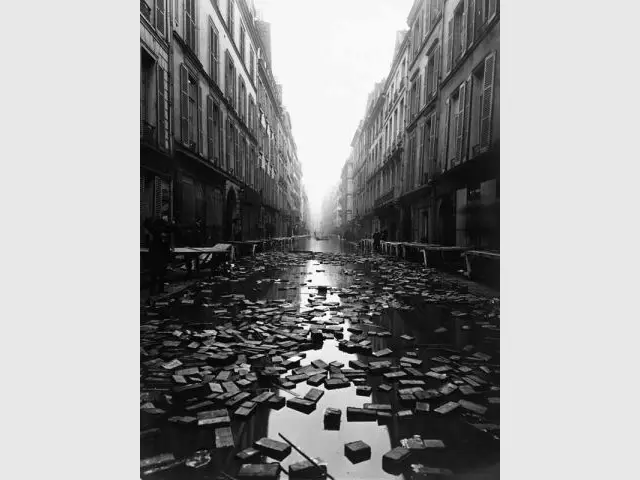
373, 230, 381, 253
144, 216, 173, 295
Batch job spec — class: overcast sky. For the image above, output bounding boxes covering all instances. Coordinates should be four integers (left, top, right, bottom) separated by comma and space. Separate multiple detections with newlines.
254, 0, 414, 220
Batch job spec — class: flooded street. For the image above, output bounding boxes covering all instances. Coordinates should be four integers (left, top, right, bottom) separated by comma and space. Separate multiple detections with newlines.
141, 237, 500, 480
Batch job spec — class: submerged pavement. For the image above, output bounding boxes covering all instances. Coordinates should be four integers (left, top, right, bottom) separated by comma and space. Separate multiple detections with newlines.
140, 237, 500, 480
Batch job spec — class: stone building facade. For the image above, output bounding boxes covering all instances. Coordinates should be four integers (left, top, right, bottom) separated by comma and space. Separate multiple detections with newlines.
343, 0, 499, 250
140, 0, 307, 247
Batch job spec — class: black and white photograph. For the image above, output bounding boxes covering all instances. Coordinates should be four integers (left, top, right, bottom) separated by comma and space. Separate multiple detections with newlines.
5, 1, 638, 479
140, 1, 499, 478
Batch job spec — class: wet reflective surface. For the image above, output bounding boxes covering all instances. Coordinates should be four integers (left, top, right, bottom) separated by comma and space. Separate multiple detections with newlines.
141, 236, 499, 479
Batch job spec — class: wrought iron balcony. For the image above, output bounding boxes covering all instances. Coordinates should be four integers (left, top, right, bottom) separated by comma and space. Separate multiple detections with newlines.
374, 188, 395, 207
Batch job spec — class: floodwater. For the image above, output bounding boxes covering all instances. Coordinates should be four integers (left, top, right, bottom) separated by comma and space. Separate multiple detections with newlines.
141, 236, 499, 480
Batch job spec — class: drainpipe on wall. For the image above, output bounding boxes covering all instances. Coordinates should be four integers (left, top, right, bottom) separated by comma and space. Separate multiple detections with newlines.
167, 0, 175, 221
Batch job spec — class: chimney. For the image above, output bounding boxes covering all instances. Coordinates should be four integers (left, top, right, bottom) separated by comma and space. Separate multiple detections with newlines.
256, 20, 272, 65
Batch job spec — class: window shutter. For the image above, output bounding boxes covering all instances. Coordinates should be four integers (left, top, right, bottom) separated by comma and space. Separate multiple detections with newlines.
156, 65, 166, 151
462, 76, 472, 162
446, 19, 453, 75
209, 20, 214, 80
434, 44, 441, 94
156, 0, 165, 35
416, 122, 423, 188
424, 1, 431, 35
418, 75, 423, 109
476, 0, 484, 35
184, 0, 191, 47
480, 53, 496, 148
429, 112, 437, 172
488, 0, 497, 21
443, 97, 451, 170
456, 83, 465, 163
180, 64, 189, 143
468, 0, 476, 46
225, 119, 231, 170
234, 127, 239, 174
423, 63, 429, 102
154, 176, 162, 217
197, 85, 203, 154
422, 120, 430, 183
461, 1, 468, 55
207, 95, 214, 159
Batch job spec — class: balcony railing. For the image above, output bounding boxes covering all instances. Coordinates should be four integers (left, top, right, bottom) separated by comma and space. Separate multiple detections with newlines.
140, 0, 152, 22
374, 188, 395, 207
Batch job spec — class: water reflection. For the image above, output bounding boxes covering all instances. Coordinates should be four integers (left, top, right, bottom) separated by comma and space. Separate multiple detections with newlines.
142, 248, 498, 480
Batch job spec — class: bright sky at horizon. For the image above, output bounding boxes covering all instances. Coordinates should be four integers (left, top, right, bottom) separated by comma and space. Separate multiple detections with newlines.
254, 0, 415, 221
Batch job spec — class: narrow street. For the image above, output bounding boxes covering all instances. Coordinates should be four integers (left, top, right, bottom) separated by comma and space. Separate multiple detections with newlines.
141, 237, 500, 479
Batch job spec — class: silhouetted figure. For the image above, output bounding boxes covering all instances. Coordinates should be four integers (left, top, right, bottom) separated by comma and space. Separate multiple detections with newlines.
144, 216, 173, 295
373, 230, 381, 253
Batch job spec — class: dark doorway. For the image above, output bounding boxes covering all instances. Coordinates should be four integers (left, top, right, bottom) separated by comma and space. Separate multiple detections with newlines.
438, 197, 455, 246
224, 189, 237, 241
402, 207, 412, 241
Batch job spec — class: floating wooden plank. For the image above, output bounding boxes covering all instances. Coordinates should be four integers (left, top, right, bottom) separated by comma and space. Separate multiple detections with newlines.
237, 463, 281, 479
307, 373, 327, 386
373, 348, 393, 358
415, 402, 430, 414
383, 446, 411, 463
346, 407, 377, 422
197, 409, 230, 427
254, 437, 292, 460
303, 388, 324, 403
324, 407, 341, 429
356, 386, 372, 396
435, 401, 460, 415
214, 427, 234, 449
324, 378, 350, 389
459, 399, 488, 415
289, 457, 327, 478
363, 403, 392, 411
344, 441, 371, 463
287, 397, 316, 414
236, 447, 261, 463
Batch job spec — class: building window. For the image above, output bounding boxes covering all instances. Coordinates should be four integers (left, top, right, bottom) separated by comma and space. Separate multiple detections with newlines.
469, 53, 496, 153
179, 64, 202, 152
240, 25, 246, 63
140, 50, 155, 138
207, 95, 221, 163
424, 43, 441, 101
239, 77, 246, 122
250, 49, 255, 82
141, 0, 152, 22
185, 0, 197, 52
209, 20, 219, 85
412, 16, 422, 57
225, 51, 236, 108
248, 95, 254, 135
227, 0, 235, 42
452, 3, 464, 63
226, 120, 235, 171
188, 76, 198, 145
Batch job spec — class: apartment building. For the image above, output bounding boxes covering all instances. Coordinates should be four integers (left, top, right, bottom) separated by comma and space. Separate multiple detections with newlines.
401, 0, 444, 243
339, 153, 354, 232
371, 32, 409, 240
435, 0, 499, 248
140, 0, 171, 245
140, 0, 305, 246
341, 0, 499, 249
